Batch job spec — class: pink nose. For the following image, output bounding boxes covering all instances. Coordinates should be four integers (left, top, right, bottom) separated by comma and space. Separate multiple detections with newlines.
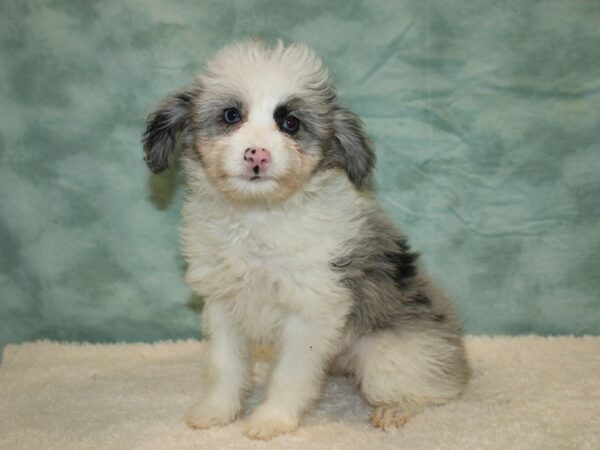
244, 147, 271, 174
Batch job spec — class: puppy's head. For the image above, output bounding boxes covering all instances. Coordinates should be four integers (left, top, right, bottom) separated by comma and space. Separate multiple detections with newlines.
143, 40, 374, 203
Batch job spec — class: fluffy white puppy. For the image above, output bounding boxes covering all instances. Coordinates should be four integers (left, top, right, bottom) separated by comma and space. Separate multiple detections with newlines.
142, 40, 470, 440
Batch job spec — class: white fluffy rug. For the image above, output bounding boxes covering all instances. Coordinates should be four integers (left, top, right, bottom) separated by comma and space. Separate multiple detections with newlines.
1, 336, 599, 450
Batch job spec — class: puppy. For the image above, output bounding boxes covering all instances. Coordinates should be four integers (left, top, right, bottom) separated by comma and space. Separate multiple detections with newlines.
142, 40, 470, 440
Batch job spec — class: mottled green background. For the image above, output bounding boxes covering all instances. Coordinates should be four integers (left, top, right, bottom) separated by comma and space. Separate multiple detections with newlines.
1, 0, 599, 353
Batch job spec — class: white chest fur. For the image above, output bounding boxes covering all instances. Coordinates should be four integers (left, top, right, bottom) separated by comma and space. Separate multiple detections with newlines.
181, 172, 363, 342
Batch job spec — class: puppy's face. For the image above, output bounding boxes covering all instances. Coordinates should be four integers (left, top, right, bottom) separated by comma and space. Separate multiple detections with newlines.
193, 42, 334, 202
143, 41, 375, 203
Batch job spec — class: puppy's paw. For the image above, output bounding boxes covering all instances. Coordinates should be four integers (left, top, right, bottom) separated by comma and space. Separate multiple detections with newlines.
185, 400, 239, 430
370, 406, 413, 429
244, 405, 297, 440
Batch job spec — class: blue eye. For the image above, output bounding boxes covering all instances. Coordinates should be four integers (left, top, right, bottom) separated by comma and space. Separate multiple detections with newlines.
281, 116, 300, 134
223, 108, 241, 124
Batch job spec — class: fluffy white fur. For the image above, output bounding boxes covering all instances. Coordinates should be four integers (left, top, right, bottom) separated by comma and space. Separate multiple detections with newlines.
182, 170, 363, 438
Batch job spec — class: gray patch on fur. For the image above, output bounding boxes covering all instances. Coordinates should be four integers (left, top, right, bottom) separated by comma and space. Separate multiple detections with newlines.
334, 207, 470, 389
275, 97, 333, 137
321, 105, 375, 189
194, 89, 246, 141
142, 87, 198, 173
332, 204, 464, 338
273, 96, 334, 157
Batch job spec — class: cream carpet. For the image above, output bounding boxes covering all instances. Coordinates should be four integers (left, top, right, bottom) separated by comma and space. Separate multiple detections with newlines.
1, 336, 599, 450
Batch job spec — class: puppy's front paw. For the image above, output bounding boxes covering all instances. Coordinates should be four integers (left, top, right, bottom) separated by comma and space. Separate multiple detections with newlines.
244, 405, 298, 440
185, 400, 239, 430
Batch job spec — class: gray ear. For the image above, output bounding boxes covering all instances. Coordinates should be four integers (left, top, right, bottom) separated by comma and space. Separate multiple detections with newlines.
330, 105, 375, 189
142, 88, 197, 174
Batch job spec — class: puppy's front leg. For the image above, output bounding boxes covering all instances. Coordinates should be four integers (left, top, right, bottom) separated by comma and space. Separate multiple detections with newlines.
186, 301, 249, 429
245, 313, 340, 440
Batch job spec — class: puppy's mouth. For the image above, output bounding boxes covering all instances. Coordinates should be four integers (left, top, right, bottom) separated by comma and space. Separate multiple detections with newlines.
227, 175, 279, 198
240, 175, 274, 182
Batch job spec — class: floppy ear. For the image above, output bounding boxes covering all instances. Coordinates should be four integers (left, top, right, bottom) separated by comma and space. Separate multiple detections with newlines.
330, 105, 375, 189
142, 87, 197, 174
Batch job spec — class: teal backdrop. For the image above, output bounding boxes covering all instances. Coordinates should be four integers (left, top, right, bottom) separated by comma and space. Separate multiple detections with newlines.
1, 0, 599, 353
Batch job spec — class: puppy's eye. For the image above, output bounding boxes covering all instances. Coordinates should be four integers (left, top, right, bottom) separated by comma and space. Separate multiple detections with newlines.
223, 108, 241, 124
281, 116, 300, 134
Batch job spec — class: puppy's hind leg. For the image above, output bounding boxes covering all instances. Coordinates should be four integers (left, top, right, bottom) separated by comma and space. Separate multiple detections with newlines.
352, 328, 470, 429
